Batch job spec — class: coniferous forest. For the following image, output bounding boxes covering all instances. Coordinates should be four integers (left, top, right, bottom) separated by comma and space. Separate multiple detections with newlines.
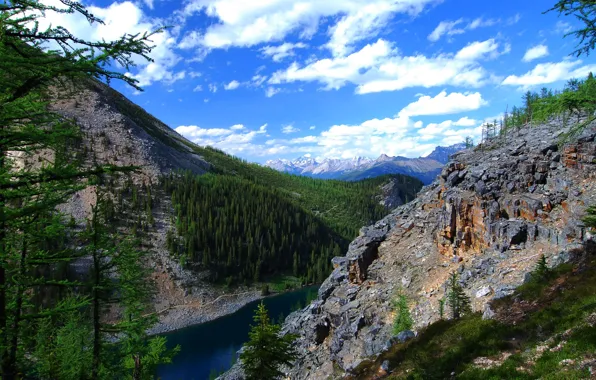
162, 171, 421, 285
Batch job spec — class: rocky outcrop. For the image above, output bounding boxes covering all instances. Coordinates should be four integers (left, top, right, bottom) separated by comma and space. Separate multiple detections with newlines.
267, 120, 596, 379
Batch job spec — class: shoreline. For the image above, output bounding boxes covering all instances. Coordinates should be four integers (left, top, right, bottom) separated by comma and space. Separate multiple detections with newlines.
148, 283, 318, 336
147, 289, 263, 335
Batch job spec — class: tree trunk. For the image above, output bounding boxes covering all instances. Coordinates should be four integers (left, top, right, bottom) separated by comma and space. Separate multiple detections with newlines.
6, 237, 28, 380
132, 355, 142, 380
0, 144, 9, 379
91, 218, 101, 380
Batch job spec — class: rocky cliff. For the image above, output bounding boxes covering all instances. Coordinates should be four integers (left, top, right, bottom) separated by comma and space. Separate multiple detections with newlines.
270, 119, 596, 379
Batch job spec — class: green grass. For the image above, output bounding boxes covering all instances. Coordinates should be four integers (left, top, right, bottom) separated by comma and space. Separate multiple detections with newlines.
352, 253, 596, 380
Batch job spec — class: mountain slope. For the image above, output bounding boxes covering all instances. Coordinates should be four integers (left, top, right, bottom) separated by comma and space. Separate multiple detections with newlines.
253, 118, 596, 379
264, 144, 465, 184
50, 79, 424, 330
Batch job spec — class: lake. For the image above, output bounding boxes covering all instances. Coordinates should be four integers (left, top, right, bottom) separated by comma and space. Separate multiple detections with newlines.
155, 285, 318, 380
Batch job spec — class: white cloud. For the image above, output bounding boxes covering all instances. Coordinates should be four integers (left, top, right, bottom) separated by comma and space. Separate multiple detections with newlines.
428, 19, 464, 42
175, 126, 233, 137
467, 17, 499, 30
265, 87, 281, 97
252, 75, 267, 87
555, 21, 573, 34
290, 136, 318, 144
261, 42, 307, 62
224, 80, 241, 90
282, 125, 300, 134
428, 17, 500, 42
522, 44, 549, 62
209, 84, 218, 93
454, 39, 501, 61
309, 126, 316, 130
175, 123, 268, 155
178, 30, 202, 49
270, 38, 504, 94
178, 0, 437, 52
326, 1, 429, 57
189, 71, 202, 78
502, 60, 596, 87
398, 91, 487, 117
193, 85, 203, 92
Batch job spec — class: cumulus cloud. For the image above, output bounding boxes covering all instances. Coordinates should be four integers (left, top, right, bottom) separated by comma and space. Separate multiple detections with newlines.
193, 85, 203, 92
175, 123, 268, 155
502, 60, 596, 87
261, 42, 308, 62
282, 125, 300, 134
398, 91, 487, 117
224, 80, 241, 90
178, 0, 437, 53
522, 44, 549, 62
454, 39, 502, 61
209, 84, 218, 93
269, 38, 506, 94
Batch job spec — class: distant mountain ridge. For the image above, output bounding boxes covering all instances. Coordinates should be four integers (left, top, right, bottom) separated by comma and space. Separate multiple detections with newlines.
265, 143, 466, 184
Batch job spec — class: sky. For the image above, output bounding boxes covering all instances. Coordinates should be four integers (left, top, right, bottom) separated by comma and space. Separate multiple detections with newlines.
40, 0, 596, 163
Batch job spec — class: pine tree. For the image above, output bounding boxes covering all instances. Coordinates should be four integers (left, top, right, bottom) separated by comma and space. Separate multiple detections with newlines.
240, 302, 297, 380
392, 293, 414, 334
447, 272, 472, 320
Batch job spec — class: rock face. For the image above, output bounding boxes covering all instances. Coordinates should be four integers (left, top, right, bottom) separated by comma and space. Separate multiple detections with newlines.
269, 121, 596, 379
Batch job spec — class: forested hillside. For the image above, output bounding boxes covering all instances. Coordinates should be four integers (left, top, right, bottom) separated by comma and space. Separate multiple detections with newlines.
162, 170, 422, 285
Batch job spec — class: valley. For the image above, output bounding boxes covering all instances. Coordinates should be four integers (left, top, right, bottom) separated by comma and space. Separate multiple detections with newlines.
2, 0, 596, 379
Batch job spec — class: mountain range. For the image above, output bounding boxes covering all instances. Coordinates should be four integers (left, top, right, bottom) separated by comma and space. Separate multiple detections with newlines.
264, 143, 466, 184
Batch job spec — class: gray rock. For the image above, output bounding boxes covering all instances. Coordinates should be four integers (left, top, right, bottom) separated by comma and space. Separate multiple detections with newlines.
482, 304, 496, 320
475, 286, 492, 298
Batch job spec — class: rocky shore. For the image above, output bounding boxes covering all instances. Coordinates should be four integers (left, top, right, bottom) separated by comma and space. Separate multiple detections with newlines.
148, 290, 263, 335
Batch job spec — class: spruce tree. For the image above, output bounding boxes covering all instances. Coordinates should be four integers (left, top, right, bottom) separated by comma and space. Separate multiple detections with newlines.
392, 293, 414, 334
447, 272, 472, 320
240, 302, 297, 380
532, 254, 551, 282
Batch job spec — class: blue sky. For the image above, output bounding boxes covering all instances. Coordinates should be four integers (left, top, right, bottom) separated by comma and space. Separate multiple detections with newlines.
44, 0, 596, 162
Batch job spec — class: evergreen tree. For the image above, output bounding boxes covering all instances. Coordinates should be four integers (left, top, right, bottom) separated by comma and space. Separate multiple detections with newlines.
584, 205, 596, 228
532, 254, 551, 282
84, 196, 178, 379
392, 293, 414, 334
240, 303, 297, 380
447, 272, 472, 320
439, 298, 446, 320
0, 1, 161, 378
464, 136, 474, 149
